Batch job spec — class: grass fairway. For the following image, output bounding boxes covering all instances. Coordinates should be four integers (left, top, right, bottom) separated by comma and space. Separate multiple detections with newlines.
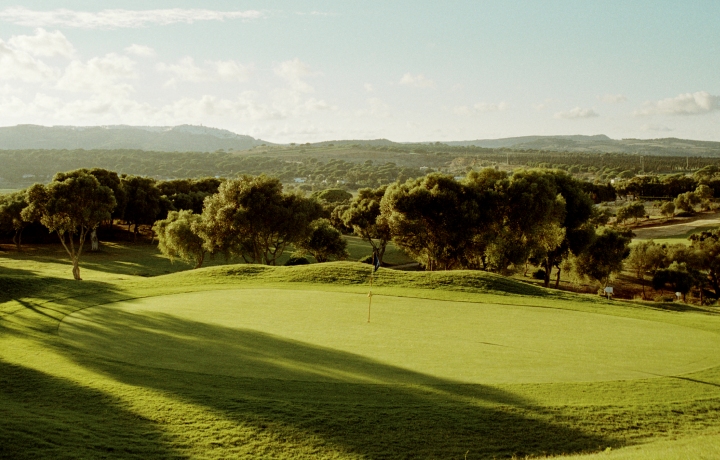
3, 249, 720, 459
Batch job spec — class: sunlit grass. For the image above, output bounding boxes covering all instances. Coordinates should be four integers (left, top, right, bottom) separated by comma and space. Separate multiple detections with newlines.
2, 245, 720, 458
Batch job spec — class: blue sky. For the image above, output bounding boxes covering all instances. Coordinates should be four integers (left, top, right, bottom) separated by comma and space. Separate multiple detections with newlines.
0, 1, 718, 142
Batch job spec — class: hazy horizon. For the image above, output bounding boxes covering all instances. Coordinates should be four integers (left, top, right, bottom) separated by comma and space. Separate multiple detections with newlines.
1, 1, 718, 143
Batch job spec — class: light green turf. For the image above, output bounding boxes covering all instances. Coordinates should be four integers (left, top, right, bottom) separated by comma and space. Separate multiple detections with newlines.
3, 247, 720, 459
59, 288, 720, 384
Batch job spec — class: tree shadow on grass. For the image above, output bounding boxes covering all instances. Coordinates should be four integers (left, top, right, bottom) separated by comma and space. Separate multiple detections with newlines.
0, 359, 184, 460
55, 310, 618, 459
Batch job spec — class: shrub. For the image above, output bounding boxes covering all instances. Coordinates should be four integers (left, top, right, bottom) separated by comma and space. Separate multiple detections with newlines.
285, 256, 310, 266
532, 269, 546, 280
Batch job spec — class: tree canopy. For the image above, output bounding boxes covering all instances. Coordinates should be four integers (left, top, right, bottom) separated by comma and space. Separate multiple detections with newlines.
21, 170, 116, 280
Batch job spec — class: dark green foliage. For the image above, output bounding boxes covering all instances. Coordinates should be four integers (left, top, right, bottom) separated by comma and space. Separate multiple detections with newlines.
121, 175, 162, 240
615, 201, 646, 224
381, 174, 480, 270
157, 177, 222, 214
21, 170, 116, 279
575, 228, 632, 286
343, 185, 391, 263
0, 191, 28, 250
284, 256, 310, 266
532, 269, 546, 280
310, 188, 352, 204
196, 175, 323, 265
296, 218, 349, 263
153, 210, 206, 269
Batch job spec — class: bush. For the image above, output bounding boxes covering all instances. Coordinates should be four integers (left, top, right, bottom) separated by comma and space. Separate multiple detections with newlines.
359, 255, 373, 264
532, 269, 546, 280
285, 256, 310, 266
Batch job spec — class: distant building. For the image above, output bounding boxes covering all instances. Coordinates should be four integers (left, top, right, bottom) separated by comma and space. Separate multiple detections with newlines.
293, 178, 306, 183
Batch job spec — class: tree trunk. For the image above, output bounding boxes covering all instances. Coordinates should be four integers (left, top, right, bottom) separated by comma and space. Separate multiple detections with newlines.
13, 228, 22, 251
378, 240, 387, 265
72, 257, 82, 280
194, 251, 205, 269
554, 265, 561, 289
640, 274, 646, 300
542, 257, 552, 288
91, 228, 99, 251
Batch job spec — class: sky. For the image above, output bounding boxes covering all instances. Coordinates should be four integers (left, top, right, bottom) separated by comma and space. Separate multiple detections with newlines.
0, 1, 718, 143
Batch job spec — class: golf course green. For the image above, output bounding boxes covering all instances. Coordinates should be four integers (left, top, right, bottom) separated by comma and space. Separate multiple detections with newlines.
59, 289, 720, 384
3, 254, 720, 459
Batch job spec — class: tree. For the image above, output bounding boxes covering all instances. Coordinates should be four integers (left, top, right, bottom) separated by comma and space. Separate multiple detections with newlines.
652, 262, 696, 301
153, 210, 206, 269
535, 171, 595, 288
574, 228, 632, 288
343, 186, 392, 264
615, 201, 646, 225
660, 201, 675, 219
21, 170, 116, 280
0, 191, 28, 250
311, 188, 353, 204
626, 240, 667, 299
688, 229, 720, 298
296, 218, 349, 263
196, 175, 323, 265
381, 174, 479, 270
674, 191, 700, 213
121, 175, 162, 241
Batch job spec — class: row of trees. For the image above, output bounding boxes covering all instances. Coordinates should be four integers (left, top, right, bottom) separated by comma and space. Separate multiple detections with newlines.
628, 230, 720, 302
0, 167, 637, 290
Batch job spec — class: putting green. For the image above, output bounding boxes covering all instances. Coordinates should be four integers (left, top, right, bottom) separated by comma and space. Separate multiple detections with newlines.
59, 289, 720, 384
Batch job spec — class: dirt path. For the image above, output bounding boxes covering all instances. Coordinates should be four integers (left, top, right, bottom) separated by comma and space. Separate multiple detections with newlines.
633, 212, 720, 239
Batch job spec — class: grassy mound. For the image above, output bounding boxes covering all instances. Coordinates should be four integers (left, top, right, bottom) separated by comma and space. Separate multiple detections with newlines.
171, 261, 558, 297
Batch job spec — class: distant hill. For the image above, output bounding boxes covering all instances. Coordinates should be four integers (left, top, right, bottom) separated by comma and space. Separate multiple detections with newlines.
443, 135, 720, 156
0, 124, 270, 152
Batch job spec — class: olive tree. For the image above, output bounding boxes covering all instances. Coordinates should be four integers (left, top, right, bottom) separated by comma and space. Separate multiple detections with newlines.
0, 191, 28, 250
296, 218, 349, 263
626, 240, 667, 299
380, 174, 479, 270
574, 228, 632, 288
21, 170, 116, 280
153, 210, 206, 269
196, 175, 323, 265
342, 186, 392, 264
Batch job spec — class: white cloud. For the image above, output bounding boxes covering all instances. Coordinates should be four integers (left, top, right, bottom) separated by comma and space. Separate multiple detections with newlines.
364, 83, 374, 93
8, 28, 75, 57
640, 123, 673, 132
356, 97, 391, 118
274, 58, 318, 93
598, 93, 627, 104
554, 107, 599, 119
633, 91, 720, 116
124, 44, 155, 57
0, 39, 58, 82
57, 53, 137, 95
214, 60, 253, 82
157, 57, 209, 84
399, 73, 435, 88
157, 57, 253, 85
454, 101, 509, 116
0, 7, 263, 29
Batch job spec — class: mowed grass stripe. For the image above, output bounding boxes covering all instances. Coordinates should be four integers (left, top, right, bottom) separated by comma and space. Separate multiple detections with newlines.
58, 289, 720, 385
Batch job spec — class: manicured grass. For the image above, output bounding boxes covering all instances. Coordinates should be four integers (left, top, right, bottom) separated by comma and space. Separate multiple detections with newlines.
60, 288, 720, 384
2, 246, 720, 459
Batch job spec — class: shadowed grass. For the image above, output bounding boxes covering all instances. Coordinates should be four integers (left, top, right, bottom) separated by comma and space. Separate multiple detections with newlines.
2, 247, 720, 458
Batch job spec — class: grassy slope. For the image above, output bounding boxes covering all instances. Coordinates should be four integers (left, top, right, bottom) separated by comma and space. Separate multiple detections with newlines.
2, 248, 720, 459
